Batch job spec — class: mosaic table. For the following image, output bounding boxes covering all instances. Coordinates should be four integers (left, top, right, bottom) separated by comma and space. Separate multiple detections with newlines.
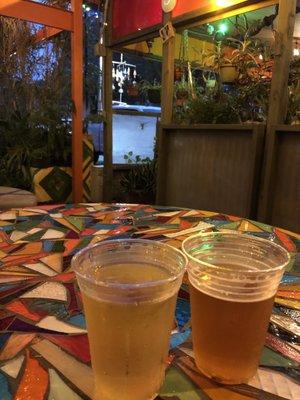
0, 203, 299, 400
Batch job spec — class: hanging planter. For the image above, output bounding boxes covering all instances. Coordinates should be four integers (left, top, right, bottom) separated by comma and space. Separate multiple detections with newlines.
174, 66, 184, 81
127, 84, 139, 97
219, 64, 238, 83
175, 89, 189, 106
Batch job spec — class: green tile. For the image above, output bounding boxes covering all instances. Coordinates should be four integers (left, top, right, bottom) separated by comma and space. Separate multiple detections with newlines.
160, 367, 209, 400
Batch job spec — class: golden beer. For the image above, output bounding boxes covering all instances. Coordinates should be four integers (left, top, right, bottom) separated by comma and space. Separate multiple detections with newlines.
189, 280, 274, 383
82, 263, 177, 400
72, 239, 186, 400
183, 232, 290, 384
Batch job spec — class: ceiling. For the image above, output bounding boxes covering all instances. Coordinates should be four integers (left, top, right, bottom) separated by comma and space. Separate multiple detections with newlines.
187, 5, 300, 43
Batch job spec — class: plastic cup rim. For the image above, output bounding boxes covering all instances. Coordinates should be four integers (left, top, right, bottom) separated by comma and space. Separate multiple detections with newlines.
182, 231, 291, 275
72, 238, 187, 290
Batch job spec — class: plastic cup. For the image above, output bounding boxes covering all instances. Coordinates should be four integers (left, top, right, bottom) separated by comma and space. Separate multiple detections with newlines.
72, 239, 187, 400
182, 232, 290, 384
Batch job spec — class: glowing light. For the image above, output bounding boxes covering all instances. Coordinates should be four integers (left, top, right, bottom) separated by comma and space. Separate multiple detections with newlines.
219, 23, 228, 35
216, 0, 233, 7
259, 54, 263, 60
86, 6, 91, 12
294, 48, 300, 56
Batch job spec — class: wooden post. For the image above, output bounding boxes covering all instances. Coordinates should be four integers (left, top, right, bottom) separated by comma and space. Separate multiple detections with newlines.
71, 0, 84, 203
267, 0, 297, 126
161, 12, 176, 124
258, 0, 297, 222
103, 3, 114, 202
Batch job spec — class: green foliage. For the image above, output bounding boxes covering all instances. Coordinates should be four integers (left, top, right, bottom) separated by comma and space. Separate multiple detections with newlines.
120, 152, 156, 203
174, 93, 240, 125
0, 16, 72, 190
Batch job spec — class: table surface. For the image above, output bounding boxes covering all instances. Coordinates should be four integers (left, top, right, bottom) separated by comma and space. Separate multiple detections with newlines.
0, 203, 299, 400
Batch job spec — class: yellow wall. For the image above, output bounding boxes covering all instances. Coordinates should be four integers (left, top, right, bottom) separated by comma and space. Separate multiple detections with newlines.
125, 34, 214, 63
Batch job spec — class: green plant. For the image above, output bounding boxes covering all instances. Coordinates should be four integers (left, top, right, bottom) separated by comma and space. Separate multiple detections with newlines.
120, 152, 156, 203
0, 16, 72, 189
140, 80, 161, 95
227, 37, 259, 79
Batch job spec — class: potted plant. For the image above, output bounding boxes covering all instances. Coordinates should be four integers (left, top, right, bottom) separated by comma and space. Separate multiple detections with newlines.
140, 80, 161, 104
127, 82, 140, 97
174, 78, 190, 106
174, 65, 185, 81
228, 37, 259, 83
202, 43, 238, 84
120, 152, 156, 204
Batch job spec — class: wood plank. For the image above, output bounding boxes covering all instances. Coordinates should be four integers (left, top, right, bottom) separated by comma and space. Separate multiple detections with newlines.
156, 123, 168, 205
34, 27, 62, 44
259, 0, 297, 227
0, 0, 73, 31
71, 0, 84, 203
103, 2, 114, 201
161, 12, 176, 124
156, 125, 265, 218
267, 0, 297, 125
258, 126, 300, 232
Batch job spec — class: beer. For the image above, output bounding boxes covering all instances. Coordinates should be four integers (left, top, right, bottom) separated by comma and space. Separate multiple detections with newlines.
81, 262, 178, 400
189, 281, 274, 384
182, 232, 290, 384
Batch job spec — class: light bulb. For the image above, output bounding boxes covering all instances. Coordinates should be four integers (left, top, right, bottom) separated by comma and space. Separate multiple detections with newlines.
293, 48, 300, 56
216, 0, 233, 7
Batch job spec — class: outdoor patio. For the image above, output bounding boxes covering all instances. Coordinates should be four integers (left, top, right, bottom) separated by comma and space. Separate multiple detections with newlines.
0, 1, 299, 400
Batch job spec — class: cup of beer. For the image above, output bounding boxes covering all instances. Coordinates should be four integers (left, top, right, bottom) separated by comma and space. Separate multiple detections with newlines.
72, 239, 187, 400
182, 232, 290, 384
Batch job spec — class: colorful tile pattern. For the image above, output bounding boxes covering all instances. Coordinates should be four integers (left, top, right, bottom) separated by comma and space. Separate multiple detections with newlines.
0, 204, 299, 399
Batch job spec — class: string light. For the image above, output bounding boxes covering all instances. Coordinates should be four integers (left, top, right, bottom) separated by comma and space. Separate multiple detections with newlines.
294, 48, 300, 57
259, 54, 263, 60
218, 23, 228, 35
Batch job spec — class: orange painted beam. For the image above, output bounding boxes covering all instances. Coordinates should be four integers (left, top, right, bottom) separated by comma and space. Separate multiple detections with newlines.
0, 0, 73, 31
34, 27, 62, 43
71, 0, 84, 203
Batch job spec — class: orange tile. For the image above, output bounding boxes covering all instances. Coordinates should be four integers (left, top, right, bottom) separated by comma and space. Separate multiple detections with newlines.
14, 349, 48, 400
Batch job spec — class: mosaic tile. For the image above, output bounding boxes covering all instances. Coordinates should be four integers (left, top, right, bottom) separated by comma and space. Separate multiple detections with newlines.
275, 298, 300, 310
0, 333, 11, 349
32, 339, 94, 398
37, 316, 86, 334
42, 229, 66, 240
67, 314, 86, 329
21, 282, 67, 301
0, 372, 12, 400
44, 334, 90, 363
14, 350, 48, 400
270, 314, 300, 336
0, 354, 25, 378
24, 262, 57, 277
6, 300, 42, 322
265, 333, 300, 363
29, 299, 68, 319
48, 368, 83, 400
274, 228, 297, 253
249, 367, 300, 399
238, 220, 263, 232
0, 316, 15, 330
0, 333, 35, 362
9, 231, 28, 242
0, 204, 299, 399
160, 366, 207, 400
